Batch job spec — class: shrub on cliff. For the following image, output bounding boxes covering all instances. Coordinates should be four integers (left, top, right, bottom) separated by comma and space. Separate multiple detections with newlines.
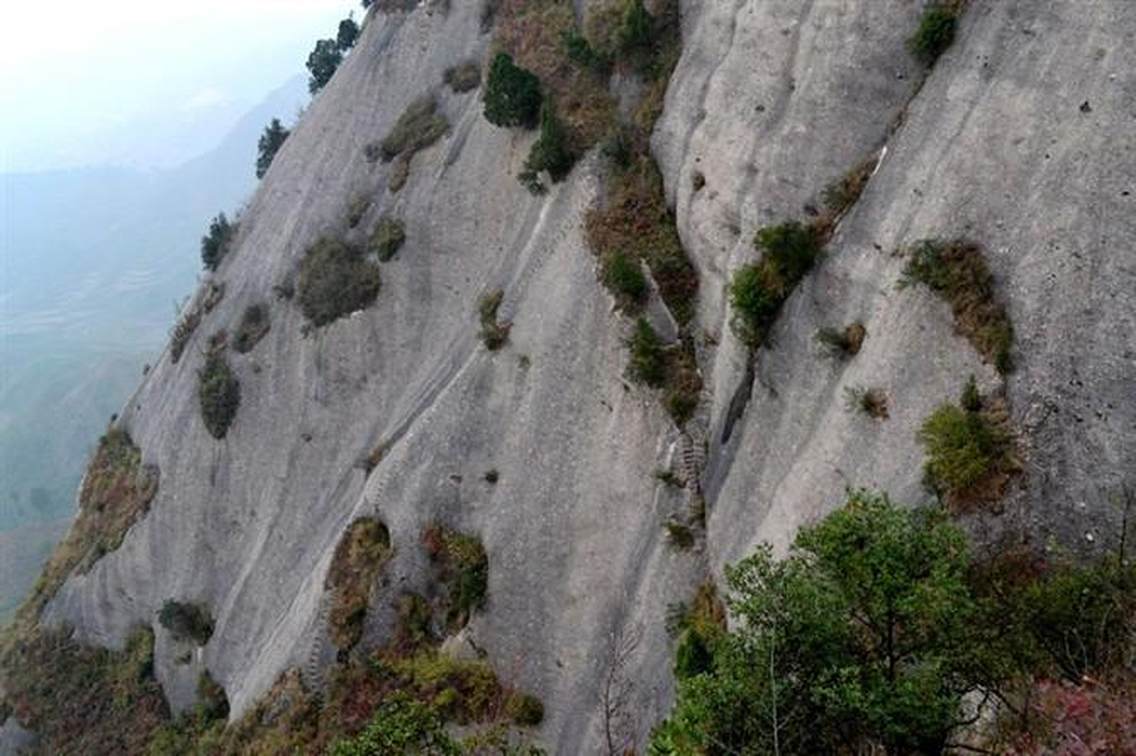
483, 53, 542, 129
297, 238, 382, 326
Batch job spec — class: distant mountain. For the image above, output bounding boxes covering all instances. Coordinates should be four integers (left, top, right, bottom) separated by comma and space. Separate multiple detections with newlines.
0, 75, 308, 622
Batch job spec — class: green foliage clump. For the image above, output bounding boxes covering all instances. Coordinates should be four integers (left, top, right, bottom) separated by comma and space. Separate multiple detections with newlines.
901, 239, 1014, 374
483, 53, 543, 129
346, 194, 371, 228
232, 303, 270, 354
562, 28, 610, 73
626, 318, 665, 387
337, 16, 360, 51
602, 251, 648, 305
198, 349, 240, 439
504, 693, 544, 727
307, 38, 344, 94
200, 212, 236, 271
519, 102, 575, 194
158, 600, 215, 646
909, 4, 960, 65
422, 524, 489, 632
477, 290, 510, 351
816, 321, 867, 358
326, 518, 393, 652
443, 62, 481, 93
297, 238, 382, 327
368, 217, 405, 261
379, 95, 449, 162
729, 221, 822, 346
256, 118, 290, 180
919, 398, 1013, 505
330, 695, 459, 756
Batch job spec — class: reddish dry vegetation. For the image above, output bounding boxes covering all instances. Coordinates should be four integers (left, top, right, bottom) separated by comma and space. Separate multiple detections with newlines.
1006, 676, 1136, 755
494, 0, 616, 153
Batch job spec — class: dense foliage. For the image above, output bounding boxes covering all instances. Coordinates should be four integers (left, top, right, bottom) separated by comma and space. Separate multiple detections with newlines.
483, 53, 543, 129
729, 221, 822, 346
200, 212, 236, 271
198, 349, 240, 439
307, 38, 344, 94
297, 238, 382, 327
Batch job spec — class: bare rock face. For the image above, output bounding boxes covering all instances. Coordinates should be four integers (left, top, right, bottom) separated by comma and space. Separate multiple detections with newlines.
41, 1, 1135, 752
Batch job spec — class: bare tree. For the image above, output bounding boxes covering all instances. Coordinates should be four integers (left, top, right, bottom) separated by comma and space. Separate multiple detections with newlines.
600, 623, 642, 756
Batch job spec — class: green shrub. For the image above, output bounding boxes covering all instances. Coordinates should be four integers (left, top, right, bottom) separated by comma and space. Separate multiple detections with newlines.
821, 157, 877, 219
198, 349, 240, 439
327, 518, 392, 651
918, 400, 1012, 501
673, 627, 713, 680
380, 95, 449, 162
664, 520, 695, 549
901, 239, 1014, 373
368, 217, 405, 261
626, 318, 665, 387
195, 671, 230, 723
336, 16, 360, 51
297, 238, 382, 326
519, 101, 575, 194
232, 303, 270, 354
909, 4, 959, 65
158, 600, 215, 645
330, 695, 459, 755
477, 290, 510, 351
421, 525, 489, 632
729, 222, 822, 346
505, 693, 544, 726
200, 213, 236, 271
483, 53, 542, 129
443, 62, 481, 93
256, 119, 290, 180
562, 28, 610, 73
602, 251, 648, 304
170, 307, 202, 364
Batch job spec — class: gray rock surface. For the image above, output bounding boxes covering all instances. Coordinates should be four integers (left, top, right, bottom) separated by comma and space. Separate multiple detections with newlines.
40, 1, 1136, 753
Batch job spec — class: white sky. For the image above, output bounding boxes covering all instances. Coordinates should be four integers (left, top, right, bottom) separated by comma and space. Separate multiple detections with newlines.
0, 0, 359, 171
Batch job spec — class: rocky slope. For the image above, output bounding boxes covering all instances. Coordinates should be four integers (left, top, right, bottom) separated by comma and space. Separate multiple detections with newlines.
9, 0, 1135, 752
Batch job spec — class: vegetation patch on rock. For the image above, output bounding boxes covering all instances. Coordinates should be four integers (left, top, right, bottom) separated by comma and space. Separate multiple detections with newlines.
200, 212, 237, 272
477, 289, 511, 351
231, 302, 270, 354
421, 524, 489, 632
157, 600, 215, 646
297, 237, 382, 327
326, 518, 393, 652
729, 221, 823, 347
368, 217, 406, 261
198, 346, 241, 439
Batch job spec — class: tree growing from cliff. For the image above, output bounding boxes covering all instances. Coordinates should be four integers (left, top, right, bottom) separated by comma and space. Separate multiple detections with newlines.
200, 212, 235, 271
483, 53, 542, 129
337, 16, 360, 51
307, 38, 344, 94
256, 118, 290, 180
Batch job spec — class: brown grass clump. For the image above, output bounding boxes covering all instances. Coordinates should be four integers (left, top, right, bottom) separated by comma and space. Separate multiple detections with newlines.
586, 156, 698, 326
326, 518, 393, 652
478, 289, 511, 351
494, 0, 617, 155
901, 239, 1015, 374
844, 385, 890, 420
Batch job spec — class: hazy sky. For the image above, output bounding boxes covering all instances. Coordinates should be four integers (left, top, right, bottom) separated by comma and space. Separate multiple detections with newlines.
0, 0, 359, 172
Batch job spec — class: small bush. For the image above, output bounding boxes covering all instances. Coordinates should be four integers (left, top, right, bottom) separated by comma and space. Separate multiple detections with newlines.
327, 518, 393, 651
477, 290, 510, 351
562, 28, 609, 74
380, 95, 449, 162
909, 4, 959, 66
844, 385, 889, 420
816, 322, 867, 358
256, 119, 290, 180
201, 213, 236, 271
729, 221, 823, 346
363, 142, 383, 163
232, 303, 270, 354
421, 525, 489, 632
158, 600, 215, 646
307, 38, 344, 94
443, 62, 481, 93
368, 217, 405, 261
198, 349, 240, 439
483, 469, 499, 484
519, 101, 575, 194
665, 520, 695, 549
297, 238, 382, 326
901, 239, 1014, 373
170, 307, 202, 364
918, 393, 1015, 507
654, 468, 684, 488
626, 318, 665, 387
196, 671, 230, 723
663, 341, 701, 426
483, 52, 543, 129
602, 251, 648, 304
821, 157, 876, 220
346, 194, 371, 228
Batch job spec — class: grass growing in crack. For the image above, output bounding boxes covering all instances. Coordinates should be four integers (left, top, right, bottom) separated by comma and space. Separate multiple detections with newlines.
478, 290, 510, 351
901, 239, 1014, 374
844, 385, 890, 420
816, 322, 867, 358
326, 518, 393, 652
909, 3, 961, 66
421, 524, 489, 633
627, 318, 666, 387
